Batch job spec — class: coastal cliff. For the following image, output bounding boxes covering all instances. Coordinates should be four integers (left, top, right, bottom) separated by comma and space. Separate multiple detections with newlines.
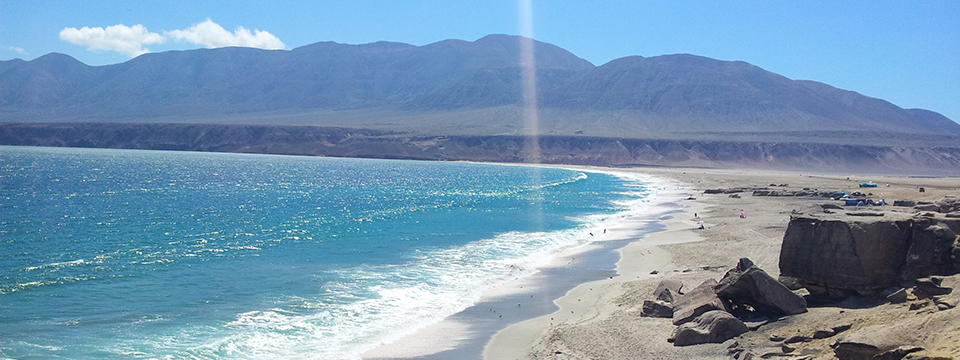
4, 123, 960, 175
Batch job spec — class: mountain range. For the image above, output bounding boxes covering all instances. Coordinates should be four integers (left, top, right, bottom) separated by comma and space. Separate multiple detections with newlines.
3, 35, 958, 139
2, 34, 959, 173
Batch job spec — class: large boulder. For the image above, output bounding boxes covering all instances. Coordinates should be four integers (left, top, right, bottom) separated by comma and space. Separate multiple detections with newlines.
672, 279, 727, 325
654, 278, 683, 303
673, 310, 748, 346
779, 214, 960, 299
715, 258, 807, 316
641, 300, 674, 318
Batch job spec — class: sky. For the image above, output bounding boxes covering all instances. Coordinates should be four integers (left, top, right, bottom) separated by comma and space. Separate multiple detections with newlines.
2, 1, 958, 123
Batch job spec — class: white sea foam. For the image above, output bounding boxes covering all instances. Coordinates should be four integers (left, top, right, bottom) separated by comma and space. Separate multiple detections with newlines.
22, 258, 86, 272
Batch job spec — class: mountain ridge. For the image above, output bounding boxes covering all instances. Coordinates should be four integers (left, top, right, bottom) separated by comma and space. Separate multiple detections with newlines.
2, 34, 958, 142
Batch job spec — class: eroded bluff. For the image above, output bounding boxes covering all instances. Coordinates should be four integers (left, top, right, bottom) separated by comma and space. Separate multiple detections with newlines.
778, 213, 960, 299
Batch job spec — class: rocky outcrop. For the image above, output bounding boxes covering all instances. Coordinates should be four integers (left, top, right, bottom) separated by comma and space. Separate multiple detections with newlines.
672, 310, 748, 346
704, 187, 764, 194
894, 200, 917, 207
912, 197, 960, 214
832, 323, 924, 360
672, 279, 727, 326
779, 214, 960, 299
641, 300, 674, 318
901, 223, 960, 281
752, 189, 850, 198
715, 258, 807, 316
935, 197, 960, 213
653, 278, 683, 303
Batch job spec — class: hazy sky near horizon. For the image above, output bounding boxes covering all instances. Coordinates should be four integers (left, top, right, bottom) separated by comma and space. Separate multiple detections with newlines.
2, 1, 958, 123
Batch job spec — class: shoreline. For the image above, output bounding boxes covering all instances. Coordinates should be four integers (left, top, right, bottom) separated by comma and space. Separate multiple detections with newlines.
490, 167, 960, 359
362, 170, 697, 359
484, 188, 708, 359
365, 165, 960, 360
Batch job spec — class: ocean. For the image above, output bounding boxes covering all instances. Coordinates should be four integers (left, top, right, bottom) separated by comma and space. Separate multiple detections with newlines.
0, 146, 656, 359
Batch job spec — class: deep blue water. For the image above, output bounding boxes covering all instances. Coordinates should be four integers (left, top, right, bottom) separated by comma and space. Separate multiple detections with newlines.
0, 146, 652, 359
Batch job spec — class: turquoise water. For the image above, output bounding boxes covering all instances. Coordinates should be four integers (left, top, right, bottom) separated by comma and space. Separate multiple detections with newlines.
1, 146, 653, 359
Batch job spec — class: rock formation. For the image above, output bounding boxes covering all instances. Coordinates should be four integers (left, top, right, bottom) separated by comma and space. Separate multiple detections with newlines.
832, 323, 925, 360
672, 279, 727, 326
779, 213, 960, 299
672, 310, 748, 346
641, 300, 674, 318
642, 279, 683, 318
715, 258, 807, 316
653, 278, 683, 303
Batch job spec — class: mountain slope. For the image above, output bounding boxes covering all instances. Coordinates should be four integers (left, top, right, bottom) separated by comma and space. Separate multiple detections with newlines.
1, 35, 958, 141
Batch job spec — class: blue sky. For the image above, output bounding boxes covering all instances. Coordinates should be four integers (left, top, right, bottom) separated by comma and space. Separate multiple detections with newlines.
2, 1, 958, 123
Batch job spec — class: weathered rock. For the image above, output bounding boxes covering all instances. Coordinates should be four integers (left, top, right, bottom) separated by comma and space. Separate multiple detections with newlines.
935, 299, 956, 310
871, 346, 924, 360
785, 335, 809, 344
901, 224, 960, 282
705, 187, 755, 194
715, 258, 807, 315
913, 277, 952, 298
673, 310, 748, 346
833, 324, 919, 360
915, 204, 940, 212
641, 300, 674, 318
813, 329, 837, 339
909, 301, 929, 311
884, 288, 909, 304
654, 278, 683, 303
742, 318, 769, 331
779, 214, 960, 299
934, 197, 960, 213
672, 279, 727, 325
778, 275, 804, 290
894, 200, 917, 207
833, 323, 852, 334
756, 347, 788, 358
846, 211, 884, 217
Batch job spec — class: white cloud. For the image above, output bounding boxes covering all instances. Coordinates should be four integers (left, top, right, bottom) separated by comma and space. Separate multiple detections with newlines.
8, 46, 27, 54
59, 24, 164, 57
166, 19, 284, 50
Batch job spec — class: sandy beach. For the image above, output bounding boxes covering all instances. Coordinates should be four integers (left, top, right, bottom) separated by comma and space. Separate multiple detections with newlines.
365, 167, 960, 360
